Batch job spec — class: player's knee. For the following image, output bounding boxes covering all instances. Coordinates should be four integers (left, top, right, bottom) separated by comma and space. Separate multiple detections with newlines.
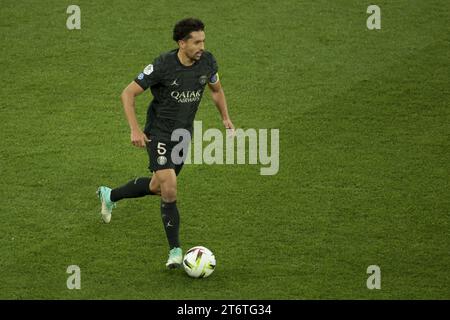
149, 179, 161, 195
155, 169, 177, 201
161, 184, 177, 202
150, 185, 161, 195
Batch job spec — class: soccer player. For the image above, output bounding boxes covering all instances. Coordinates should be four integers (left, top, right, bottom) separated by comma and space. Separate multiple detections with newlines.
97, 18, 234, 269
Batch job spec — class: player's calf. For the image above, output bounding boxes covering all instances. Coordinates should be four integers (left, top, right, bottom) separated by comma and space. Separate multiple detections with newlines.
156, 169, 181, 268
110, 177, 156, 202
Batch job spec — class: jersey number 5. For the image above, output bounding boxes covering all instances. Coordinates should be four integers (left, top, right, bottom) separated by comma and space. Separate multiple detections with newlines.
157, 142, 167, 155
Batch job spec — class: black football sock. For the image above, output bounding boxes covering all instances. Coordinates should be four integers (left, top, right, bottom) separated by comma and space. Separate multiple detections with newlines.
161, 200, 180, 249
110, 177, 155, 202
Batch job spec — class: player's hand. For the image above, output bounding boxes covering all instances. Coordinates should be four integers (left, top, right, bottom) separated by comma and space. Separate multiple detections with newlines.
223, 119, 235, 138
130, 128, 150, 148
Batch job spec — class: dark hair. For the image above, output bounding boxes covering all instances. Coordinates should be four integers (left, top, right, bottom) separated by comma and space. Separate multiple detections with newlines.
173, 18, 205, 42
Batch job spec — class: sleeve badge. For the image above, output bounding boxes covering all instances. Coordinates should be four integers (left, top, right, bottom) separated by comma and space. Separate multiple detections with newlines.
143, 64, 154, 75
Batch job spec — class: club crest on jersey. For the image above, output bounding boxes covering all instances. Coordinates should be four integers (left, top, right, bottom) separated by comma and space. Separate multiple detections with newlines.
199, 75, 208, 85
143, 64, 153, 75
157, 156, 167, 165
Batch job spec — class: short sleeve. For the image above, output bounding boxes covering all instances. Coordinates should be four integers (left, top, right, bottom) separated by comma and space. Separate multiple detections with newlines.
134, 56, 163, 90
208, 53, 219, 84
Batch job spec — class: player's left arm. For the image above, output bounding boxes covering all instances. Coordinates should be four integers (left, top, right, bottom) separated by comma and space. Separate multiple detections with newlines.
208, 79, 235, 135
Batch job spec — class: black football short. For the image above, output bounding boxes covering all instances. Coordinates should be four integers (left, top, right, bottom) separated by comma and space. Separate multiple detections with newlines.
146, 136, 185, 176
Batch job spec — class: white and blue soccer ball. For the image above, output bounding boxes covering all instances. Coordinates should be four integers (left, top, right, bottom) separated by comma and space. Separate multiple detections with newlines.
183, 246, 216, 278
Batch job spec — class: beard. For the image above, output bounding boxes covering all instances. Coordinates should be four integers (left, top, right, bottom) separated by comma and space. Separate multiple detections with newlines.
191, 50, 203, 60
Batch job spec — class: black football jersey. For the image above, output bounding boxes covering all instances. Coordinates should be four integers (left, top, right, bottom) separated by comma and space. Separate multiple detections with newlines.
134, 49, 219, 140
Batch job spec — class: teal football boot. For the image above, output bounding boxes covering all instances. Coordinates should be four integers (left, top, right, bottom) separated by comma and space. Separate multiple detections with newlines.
96, 186, 116, 223
166, 247, 183, 269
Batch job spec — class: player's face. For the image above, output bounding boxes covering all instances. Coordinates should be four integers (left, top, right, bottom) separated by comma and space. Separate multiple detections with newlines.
180, 31, 205, 61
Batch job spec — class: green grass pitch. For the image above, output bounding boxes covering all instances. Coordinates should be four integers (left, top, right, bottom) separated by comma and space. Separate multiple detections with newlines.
0, 0, 448, 299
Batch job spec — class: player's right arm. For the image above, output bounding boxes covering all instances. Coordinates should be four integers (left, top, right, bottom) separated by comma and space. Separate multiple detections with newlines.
121, 59, 163, 148
120, 81, 149, 148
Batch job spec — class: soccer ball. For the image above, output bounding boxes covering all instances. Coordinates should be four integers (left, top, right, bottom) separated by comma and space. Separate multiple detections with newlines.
183, 246, 216, 278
